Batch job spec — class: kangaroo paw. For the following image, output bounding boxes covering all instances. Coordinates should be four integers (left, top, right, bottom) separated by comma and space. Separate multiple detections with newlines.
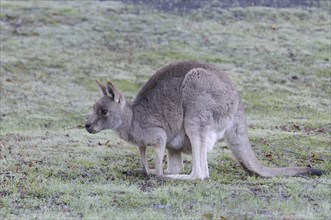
163, 174, 192, 180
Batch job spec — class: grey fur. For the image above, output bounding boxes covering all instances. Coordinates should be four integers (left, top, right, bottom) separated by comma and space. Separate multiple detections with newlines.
86, 61, 325, 180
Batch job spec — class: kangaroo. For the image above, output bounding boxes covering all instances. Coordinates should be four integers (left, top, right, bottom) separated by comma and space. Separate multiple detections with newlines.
85, 61, 325, 180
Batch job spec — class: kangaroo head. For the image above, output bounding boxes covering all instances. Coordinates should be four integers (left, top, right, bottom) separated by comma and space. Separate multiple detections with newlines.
85, 80, 125, 134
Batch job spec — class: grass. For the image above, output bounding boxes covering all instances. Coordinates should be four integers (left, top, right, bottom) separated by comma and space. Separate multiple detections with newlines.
0, 0, 330, 219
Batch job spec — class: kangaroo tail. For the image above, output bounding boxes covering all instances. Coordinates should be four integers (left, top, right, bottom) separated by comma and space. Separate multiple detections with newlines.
225, 101, 326, 177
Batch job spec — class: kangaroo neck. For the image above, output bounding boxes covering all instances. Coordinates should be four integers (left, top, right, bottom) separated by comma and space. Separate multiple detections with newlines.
115, 102, 146, 146
114, 102, 134, 141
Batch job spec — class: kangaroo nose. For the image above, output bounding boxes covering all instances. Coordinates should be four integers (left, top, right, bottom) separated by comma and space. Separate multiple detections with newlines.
85, 123, 95, 133
85, 123, 92, 130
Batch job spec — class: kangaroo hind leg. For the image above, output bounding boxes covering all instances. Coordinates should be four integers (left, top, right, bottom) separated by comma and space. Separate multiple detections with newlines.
200, 130, 218, 179
165, 125, 203, 180
185, 123, 212, 180
165, 149, 184, 174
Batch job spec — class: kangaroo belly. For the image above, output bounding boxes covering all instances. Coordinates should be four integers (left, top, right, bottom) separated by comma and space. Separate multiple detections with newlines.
167, 132, 192, 154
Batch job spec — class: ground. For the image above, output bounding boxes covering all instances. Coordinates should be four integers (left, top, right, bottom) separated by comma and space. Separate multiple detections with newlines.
0, 0, 330, 219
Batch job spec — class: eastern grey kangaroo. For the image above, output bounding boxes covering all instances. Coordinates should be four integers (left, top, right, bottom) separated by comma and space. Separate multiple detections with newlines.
85, 61, 325, 180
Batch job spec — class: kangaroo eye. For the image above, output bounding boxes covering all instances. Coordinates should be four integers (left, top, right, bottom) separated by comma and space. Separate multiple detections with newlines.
101, 109, 108, 115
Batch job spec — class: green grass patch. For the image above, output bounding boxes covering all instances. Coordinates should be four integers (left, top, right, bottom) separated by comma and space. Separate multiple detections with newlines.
1, 1, 330, 219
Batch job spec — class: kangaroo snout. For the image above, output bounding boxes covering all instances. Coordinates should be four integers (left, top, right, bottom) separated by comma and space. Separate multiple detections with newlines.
85, 123, 96, 134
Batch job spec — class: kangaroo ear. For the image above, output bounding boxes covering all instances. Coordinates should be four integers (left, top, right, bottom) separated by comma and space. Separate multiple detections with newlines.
96, 80, 107, 96
106, 81, 122, 103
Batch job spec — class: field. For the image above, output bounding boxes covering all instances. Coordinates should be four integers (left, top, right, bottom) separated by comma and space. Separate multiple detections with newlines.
0, 1, 330, 219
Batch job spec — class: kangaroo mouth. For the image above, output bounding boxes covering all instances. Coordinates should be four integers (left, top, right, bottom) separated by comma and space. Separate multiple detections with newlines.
86, 128, 97, 134
85, 123, 98, 134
